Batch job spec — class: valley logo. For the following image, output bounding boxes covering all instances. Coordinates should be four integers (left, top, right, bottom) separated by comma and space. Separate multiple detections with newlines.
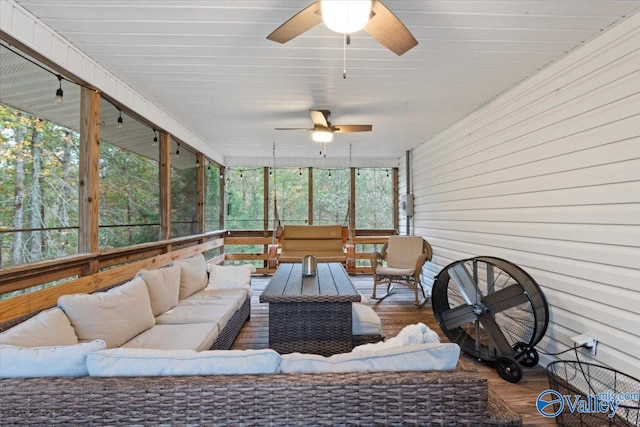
536, 389, 637, 419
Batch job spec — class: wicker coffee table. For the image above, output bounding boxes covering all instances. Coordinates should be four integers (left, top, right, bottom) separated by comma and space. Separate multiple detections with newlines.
259, 262, 361, 356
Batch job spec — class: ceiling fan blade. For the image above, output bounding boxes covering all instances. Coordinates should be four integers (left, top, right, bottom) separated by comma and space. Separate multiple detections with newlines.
275, 127, 312, 131
333, 124, 372, 133
309, 109, 329, 127
364, 0, 418, 56
267, 2, 323, 44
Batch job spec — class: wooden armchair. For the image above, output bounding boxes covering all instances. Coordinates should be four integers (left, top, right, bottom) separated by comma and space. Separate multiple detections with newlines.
371, 235, 433, 306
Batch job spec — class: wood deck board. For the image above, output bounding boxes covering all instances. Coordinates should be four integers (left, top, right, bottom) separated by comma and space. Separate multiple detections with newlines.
233, 274, 555, 426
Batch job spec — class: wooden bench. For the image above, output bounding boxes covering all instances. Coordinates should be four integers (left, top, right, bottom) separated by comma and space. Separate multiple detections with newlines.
274, 225, 354, 265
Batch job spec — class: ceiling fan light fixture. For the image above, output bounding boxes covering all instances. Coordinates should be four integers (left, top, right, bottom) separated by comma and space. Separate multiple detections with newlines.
321, 0, 372, 34
312, 128, 334, 143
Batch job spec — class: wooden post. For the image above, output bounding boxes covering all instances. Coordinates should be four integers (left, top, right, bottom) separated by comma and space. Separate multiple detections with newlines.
159, 132, 172, 243
308, 167, 313, 225
78, 88, 100, 275
196, 153, 206, 237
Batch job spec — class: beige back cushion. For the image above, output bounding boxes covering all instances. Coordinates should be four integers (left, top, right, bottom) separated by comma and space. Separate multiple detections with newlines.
282, 239, 343, 253
385, 236, 425, 269
176, 254, 208, 299
207, 263, 255, 289
57, 276, 155, 348
138, 264, 181, 316
0, 307, 78, 347
283, 225, 342, 240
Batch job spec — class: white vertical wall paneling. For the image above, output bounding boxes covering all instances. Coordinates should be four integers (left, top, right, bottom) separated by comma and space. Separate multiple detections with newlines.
0, 0, 224, 164
409, 11, 640, 379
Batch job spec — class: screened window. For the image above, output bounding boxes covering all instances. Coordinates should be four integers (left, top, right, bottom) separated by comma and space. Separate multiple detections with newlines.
205, 162, 222, 232
355, 168, 393, 229
0, 43, 81, 267
98, 100, 160, 248
170, 140, 198, 238
226, 167, 264, 230
269, 168, 308, 226
312, 168, 349, 225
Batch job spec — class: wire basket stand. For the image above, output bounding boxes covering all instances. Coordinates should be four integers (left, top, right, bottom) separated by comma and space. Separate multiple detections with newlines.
547, 361, 640, 426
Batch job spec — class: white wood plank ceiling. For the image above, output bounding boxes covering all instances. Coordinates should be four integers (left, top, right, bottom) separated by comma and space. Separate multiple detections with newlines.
10, 0, 640, 166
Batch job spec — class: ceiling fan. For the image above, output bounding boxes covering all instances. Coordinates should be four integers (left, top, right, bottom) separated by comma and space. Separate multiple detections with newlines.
276, 109, 372, 143
267, 0, 418, 56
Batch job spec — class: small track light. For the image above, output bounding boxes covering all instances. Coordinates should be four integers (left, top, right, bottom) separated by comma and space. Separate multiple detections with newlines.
117, 110, 123, 129
152, 130, 158, 146
55, 75, 64, 103
175, 143, 180, 156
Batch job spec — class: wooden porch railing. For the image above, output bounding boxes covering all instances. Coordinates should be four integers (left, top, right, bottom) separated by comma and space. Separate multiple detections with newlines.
0, 229, 392, 325
223, 229, 392, 275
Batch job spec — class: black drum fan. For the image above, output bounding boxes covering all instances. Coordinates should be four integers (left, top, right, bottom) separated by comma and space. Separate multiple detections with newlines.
432, 256, 549, 383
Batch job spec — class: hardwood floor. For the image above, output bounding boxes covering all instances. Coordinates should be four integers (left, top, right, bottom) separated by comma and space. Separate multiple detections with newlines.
232, 274, 556, 426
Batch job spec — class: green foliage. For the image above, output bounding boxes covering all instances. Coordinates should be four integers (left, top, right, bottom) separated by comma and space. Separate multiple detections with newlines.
1, 103, 395, 270
205, 164, 222, 231
0, 104, 79, 267
270, 168, 308, 225
99, 141, 160, 248
356, 168, 393, 229
226, 168, 264, 230
171, 166, 198, 238
313, 168, 350, 225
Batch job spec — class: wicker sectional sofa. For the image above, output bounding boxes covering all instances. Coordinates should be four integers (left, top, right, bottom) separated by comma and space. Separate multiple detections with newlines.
0, 368, 521, 426
0, 254, 522, 426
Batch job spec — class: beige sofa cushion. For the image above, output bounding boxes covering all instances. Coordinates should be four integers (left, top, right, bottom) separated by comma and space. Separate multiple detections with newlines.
279, 343, 460, 374
207, 263, 255, 289
120, 323, 219, 351
176, 254, 208, 299
155, 299, 236, 331
187, 288, 249, 311
57, 276, 155, 348
87, 348, 280, 377
351, 303, 382, 336
0, 339, 106, 378
138, 264, 181, 317
0, 307, 78, 347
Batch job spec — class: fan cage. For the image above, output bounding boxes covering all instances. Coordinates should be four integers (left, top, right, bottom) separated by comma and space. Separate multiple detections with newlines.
432, 257, 549, 362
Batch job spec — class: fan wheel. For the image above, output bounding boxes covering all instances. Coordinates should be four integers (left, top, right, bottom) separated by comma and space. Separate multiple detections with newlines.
513, 341, 539, 367
432, 257, 549, 383
496, 357, 523, 383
